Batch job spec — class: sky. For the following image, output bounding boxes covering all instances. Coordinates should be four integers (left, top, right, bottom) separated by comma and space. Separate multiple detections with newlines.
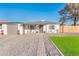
0, 3, 65, 22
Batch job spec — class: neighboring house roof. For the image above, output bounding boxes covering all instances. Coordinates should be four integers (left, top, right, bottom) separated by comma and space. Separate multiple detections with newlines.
24, 21, 59, 25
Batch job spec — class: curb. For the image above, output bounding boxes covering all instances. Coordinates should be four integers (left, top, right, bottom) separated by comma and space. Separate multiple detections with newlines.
49, 39, 64, 56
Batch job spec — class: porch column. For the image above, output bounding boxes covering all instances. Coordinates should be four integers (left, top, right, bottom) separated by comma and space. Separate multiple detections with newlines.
36, 25, 39, 33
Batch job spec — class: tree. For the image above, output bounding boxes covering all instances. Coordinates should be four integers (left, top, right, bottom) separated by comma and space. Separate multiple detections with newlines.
59, 3, 79, 26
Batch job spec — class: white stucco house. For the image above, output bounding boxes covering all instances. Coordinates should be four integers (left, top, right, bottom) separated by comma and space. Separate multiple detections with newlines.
18, 21, 60, 35
0, 20, 59, 35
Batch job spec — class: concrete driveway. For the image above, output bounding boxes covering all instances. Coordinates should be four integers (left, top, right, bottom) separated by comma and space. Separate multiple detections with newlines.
0, 33, 61, 56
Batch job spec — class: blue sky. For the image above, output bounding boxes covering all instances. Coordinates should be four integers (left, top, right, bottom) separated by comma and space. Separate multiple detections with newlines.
0, 3, 65, 22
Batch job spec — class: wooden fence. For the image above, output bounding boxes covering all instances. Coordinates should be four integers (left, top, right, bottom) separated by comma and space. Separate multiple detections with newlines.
59, 25, 79, 33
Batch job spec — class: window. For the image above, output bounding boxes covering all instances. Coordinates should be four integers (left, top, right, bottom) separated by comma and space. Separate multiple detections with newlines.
49, 25, 55, 29
25, 25, 28, 29
30, 25, 35, 30
23, 24, 28, 29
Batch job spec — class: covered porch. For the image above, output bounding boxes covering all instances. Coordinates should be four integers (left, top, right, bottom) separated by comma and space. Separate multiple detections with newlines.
23, 24, 45, 34
18, 21, 59, 35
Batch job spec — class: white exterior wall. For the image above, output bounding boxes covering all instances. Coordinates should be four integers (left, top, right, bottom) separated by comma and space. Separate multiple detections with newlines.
18, 24, 60, 34
54, 24, 60, 32
24, 30, 31, 34
2, 24, 7, 35
43, 25, 48, 33
24, 29, 39, 34
18, 24, 23, 35
24, 30, 29, 34
43, 24, 59, 33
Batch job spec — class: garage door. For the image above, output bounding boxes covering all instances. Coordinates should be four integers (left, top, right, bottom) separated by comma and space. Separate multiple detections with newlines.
7, 24, 18, 35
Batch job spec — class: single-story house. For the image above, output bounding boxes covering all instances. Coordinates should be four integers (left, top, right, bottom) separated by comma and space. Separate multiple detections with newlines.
0, 20, 60, 35
18, 21, 60, 35
1, 20, 79, 35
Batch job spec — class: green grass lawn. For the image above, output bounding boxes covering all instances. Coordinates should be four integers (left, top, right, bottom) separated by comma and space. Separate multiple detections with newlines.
50, 36, 79, 56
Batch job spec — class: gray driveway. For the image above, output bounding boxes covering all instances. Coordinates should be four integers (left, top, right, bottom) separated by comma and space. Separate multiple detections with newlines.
0, 33, 61, 56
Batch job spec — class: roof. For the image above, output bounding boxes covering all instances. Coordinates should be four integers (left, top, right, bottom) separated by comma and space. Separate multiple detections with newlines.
0, 20, 7, 24
0, 21, 24, 24
24, 21, 59, 25
5, 22, 24, 24
0, 20, 59, 25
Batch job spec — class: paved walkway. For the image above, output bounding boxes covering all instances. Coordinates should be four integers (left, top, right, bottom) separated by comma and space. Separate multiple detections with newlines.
0, 33, 61, 56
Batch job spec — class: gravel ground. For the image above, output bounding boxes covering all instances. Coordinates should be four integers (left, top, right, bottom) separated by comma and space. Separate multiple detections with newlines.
0, 33, 62, 56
